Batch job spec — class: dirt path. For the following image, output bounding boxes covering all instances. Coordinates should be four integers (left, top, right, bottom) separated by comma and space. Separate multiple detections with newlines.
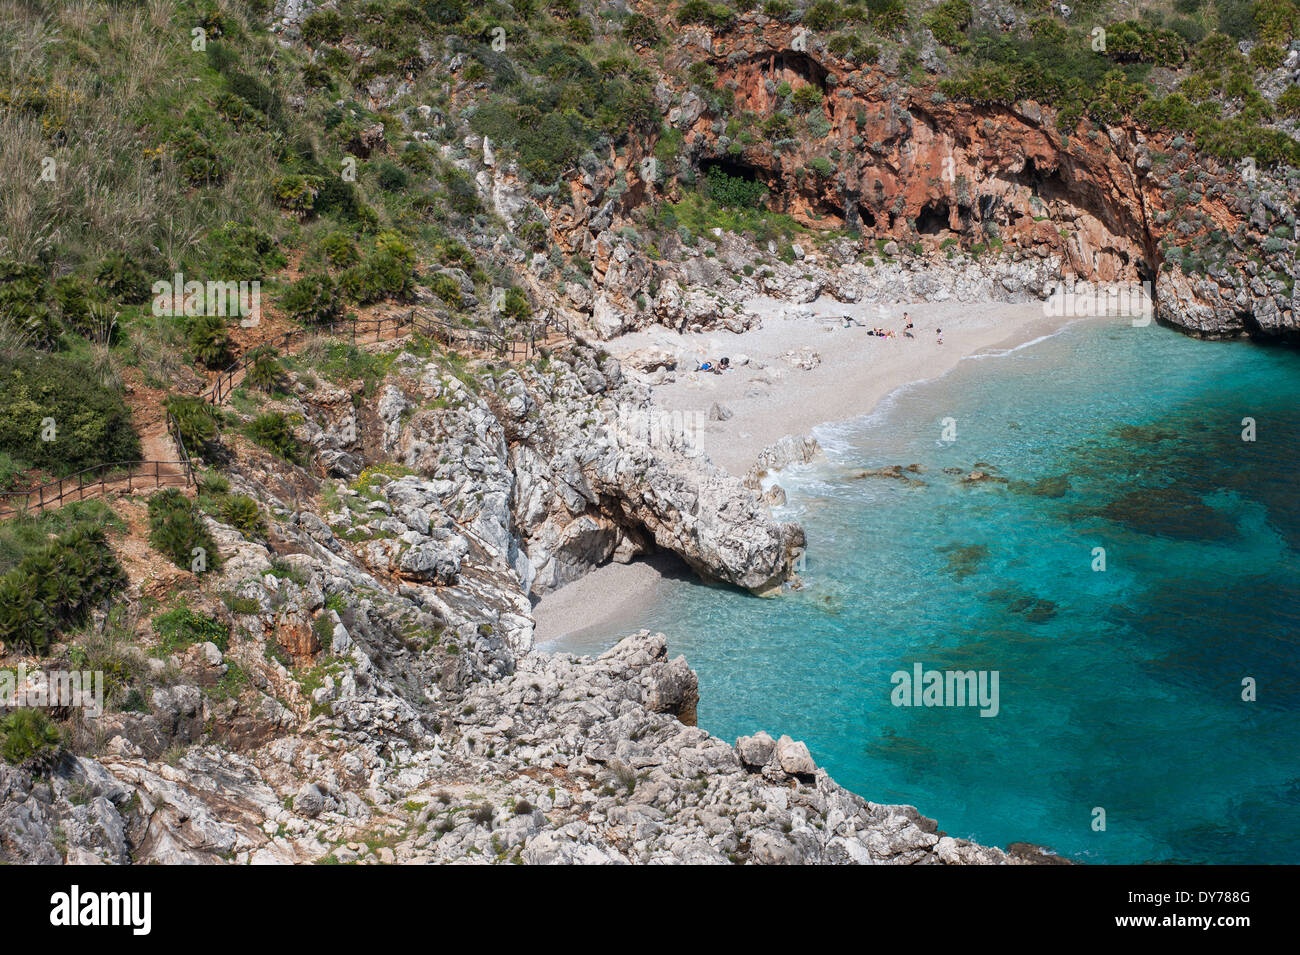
2, 304, 557, 519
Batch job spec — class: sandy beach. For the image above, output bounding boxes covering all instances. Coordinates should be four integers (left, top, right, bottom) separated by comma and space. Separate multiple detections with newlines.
608, 295, 1067, 474
533, 294, 1076, 644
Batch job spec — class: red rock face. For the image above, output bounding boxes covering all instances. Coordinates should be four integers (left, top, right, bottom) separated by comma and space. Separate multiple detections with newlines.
275, 611, 321, 664
515, 18, 1292, 339
673, 25, 1174, 285
587, 19, 1294, 339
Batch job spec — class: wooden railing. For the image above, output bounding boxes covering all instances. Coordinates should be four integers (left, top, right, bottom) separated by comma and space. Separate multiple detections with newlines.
0, 459, 192, 520
408, 309, 573, 363
202, 312, 413, 405
0, 411, 196, 519
1, 311, 576, 521
166, 408, 196, 485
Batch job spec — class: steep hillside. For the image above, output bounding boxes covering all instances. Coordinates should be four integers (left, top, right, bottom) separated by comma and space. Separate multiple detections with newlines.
0, 0, 1295, 865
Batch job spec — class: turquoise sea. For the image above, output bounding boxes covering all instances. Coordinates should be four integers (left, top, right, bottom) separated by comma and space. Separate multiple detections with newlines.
552, 317, 1300, 864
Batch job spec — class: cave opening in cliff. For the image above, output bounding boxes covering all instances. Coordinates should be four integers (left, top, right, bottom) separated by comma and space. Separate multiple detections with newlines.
748, 49, 831, 93
1009, 156, 1069, 204
700, 157, 771, 209
916, 200, 950, 235
1138, 261, 1158, 303
853, 205, 876, 230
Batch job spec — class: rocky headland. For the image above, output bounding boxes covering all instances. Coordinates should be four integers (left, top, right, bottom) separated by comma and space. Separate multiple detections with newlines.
1, 331, 1055, 864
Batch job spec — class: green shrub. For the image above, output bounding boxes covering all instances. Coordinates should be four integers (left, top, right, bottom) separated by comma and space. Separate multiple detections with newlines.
93, 252, 152, 304
923, 0, 973, 52
808, 156, 835, 178
196, 471, 229, 495
204, 223, 286, 282
375, 160, 409, 192
273, 174, 324, 217
792, 85, 824, 111
703, 165, 768, 208
1254, 0, 1300, 45
219, 493, 265, 539
0, 260, 58, 349
301, 9, 345, 45
282, 273, 343, 325
227, 71, 280, 120
804, 1, 845, 31
1248, 42, 1285, 69
313, 178, 365, 223
0, 524, 126, 654
165, 395, 219, 452
0, 710, 61, 767
1103, 20, 1188, 66
1277, 84, 1300, 116
434, 237, 476, 271
429, 273, 462, 307
0, 573, 52, 653
301, 341, 390, 391
221, 591, 261, 614
339, 240, 414, 305
762, 111, 794, 138
0, 452, 21, 490
623, 12, 662, 44
302, 62, 335, 90
152, 604, 229, 654
319, 232, 360, 268
677, 0, 735, 29
187, 314, 232, 369
246, 412, 301, 463
168, 126, 223, 186
517, 220, 548, 251
867, 0, 909, 35
148, 489, 221, 573
53, 277, 110, 337
0, 353, 141, 475
244, 348, 283, 392
466, 44, 658, 185
498, 287, 531, 323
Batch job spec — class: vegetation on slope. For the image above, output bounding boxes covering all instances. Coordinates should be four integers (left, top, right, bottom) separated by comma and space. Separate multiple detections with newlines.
0, 502, 128, 655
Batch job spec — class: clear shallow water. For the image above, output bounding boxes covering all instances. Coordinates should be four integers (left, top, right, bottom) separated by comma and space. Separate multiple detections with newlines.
553, 319, 1300, 864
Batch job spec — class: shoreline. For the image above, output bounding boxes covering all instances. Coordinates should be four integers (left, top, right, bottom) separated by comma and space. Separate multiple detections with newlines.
606, 295, 1075, 475
534, 294, 1096, 645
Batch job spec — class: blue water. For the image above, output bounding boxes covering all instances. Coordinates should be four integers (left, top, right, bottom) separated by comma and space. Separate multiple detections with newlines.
553, 318, 1300, 864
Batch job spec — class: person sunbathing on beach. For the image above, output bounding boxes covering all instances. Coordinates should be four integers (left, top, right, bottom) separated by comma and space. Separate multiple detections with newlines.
695, 357, 730, 374
936, 328, 943, 345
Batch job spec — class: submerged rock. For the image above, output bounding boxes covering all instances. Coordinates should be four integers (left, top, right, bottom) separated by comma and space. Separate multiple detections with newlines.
936, 543, 990, 579
961, 469, 1008, 485
1011, 474, 1072, 498
849, 464, 927, 486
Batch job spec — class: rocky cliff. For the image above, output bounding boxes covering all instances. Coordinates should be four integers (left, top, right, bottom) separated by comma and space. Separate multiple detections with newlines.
0, 335, 1035, 862
302, 341, 805, 599
1, 626, 1040, 864
12, 337, 1031, 865
467, 12, 1298, 343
